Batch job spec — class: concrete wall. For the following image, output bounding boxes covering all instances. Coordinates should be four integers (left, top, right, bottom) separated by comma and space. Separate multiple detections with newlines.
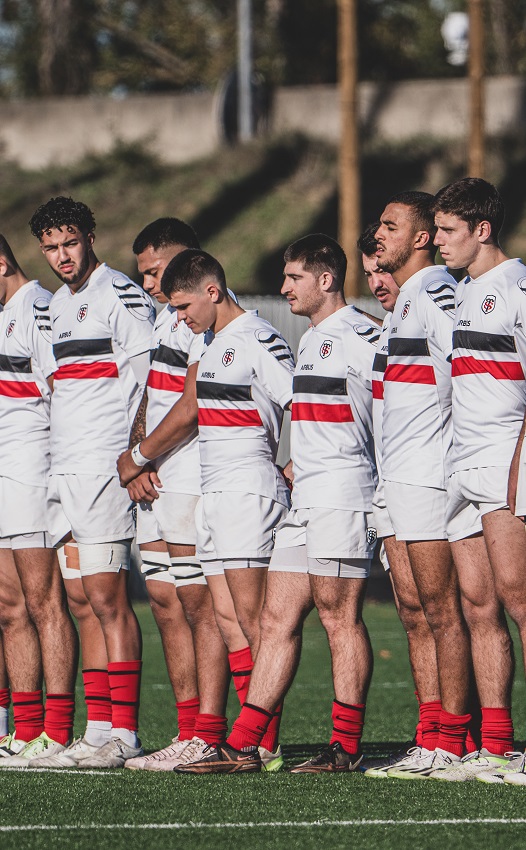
1, 76, 525, 170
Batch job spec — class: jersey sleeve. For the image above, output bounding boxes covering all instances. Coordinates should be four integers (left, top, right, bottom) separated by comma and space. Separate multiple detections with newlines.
29, 292, 57, 378
250, 325, 295, 408
423, 277, 456, 360
345, 320, 380, 388
107, 276, 156, 358
187, 327, 206, 365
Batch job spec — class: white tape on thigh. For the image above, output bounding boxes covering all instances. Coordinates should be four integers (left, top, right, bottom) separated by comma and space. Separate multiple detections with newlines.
77, 540, 131, 576
169, 556, 206, 586
140, 549, 171, 578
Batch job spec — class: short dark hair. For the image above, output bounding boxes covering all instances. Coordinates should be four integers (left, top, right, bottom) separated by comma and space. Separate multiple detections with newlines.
357, 222, 381, 256
132, 217, 200, 255
387, 190, 436, 236
433, 177, 505, 238
29, 196, 96, 239
284, 233, 347, 290
0, 234, 18, 268
161, 249, 227, 299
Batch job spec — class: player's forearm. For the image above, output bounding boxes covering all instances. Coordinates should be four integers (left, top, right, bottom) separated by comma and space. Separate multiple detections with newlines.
129, 388, 148, 447
139, 397, 198, 461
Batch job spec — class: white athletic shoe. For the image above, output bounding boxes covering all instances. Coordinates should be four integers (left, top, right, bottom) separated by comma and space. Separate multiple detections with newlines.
387, 747, 460, 780
503, 754, 526, 786
29, 736, 101, 768
169, 736, 213, 769
429, 748, 509, 782
125, 736, 191, 771
363, 745, 422, 778
0, 732, 66, 768
0, 733, 27, 759
77, 737, 143, 769
476, 751, 526, 785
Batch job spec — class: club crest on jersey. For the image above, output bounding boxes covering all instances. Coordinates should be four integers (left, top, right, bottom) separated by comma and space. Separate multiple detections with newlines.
5, 320, 15, 337
401, 300, 411, 319
320, 339, 332, 359
77, 304, 88, 322
366, 527, 377, 545
171, 318, 179, 332
222, 348, 235, 367
481, 294, 496, 314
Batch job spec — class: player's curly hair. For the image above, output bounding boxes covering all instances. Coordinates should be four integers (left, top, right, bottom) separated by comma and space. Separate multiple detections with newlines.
29, 196, 96, 239
357, 222, 381, 256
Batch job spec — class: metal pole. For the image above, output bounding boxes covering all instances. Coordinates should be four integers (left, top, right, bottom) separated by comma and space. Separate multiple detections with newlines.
237, 0, 253, 142
338, 0, 360, 299
468, 0, 485, 177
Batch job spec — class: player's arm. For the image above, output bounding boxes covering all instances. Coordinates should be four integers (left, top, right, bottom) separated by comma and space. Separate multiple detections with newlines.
508, 415, 526, 516
129, 387, 148, 447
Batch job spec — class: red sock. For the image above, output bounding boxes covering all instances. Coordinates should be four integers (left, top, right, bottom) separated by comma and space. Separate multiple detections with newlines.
329, 700, 365, 755
44, 693, 75, 746
419, 700, 441, 750
12, 690, 44, 742
193, 713, 228, 745
0, 688, 10, 710
83, 669, 112, 722
260, 705, 282, 753
229, 646, 254, 706
481, 707, 514, 757
107, 661, 142, 732
436, 709, 470, 758
176, 697, 199, 741
228, 703, 273, 750
414, 692, 423, 747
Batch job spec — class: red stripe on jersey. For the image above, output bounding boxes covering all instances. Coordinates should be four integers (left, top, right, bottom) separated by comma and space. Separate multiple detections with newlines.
291, 402, 354, 423
54, 362, 119, 380
384, 364, 436, 385
198, 407, 263, 427
147, 370, 185, 393
452, 356, 524, 381
0, 379, 41, 398
372, 380, 384, 400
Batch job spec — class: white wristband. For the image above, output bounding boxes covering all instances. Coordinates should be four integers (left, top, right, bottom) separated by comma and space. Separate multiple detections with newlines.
131, 443, 150, 467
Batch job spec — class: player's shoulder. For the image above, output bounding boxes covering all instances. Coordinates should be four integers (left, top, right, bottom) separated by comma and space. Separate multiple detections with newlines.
341, 305, 381, 347
100, 264, 155, 322
248, 314, 295, 366
417, 265, 456, 315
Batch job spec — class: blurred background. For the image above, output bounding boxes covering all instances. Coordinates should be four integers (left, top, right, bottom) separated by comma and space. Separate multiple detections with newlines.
0, 0, 524, 305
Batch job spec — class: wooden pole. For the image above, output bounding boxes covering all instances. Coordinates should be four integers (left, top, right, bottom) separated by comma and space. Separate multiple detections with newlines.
338, 0, 360, 299
237, 0, 253, 142
468, 0, 485, 177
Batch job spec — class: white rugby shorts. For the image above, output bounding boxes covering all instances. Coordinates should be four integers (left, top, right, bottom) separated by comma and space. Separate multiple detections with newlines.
383, 481, 448, 541
136, 493, 199, 547
372, 479, 395, 540
48, 474, 135, 545
196, 492, 288, 561
446, 467, 506, 543
0, 477, 69, 543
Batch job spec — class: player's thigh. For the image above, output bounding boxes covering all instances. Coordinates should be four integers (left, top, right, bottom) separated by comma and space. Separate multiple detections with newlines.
384, 536, 421, 611
260, 569, 313, 635
450, 531, 497, 608
406, 538, 458, 604
223, 565, 268, 613
0, 547, 25, 608
310, 573, 368, 621
12, 545, 58, 598
482, 508, 526, 600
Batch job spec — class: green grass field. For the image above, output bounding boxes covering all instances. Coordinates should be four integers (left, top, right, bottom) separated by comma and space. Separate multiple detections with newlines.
1, 598, 526, 850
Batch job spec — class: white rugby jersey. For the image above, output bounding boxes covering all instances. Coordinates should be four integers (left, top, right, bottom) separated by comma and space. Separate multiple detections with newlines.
146, 304, 203, 495
291, 305, 379, 511
196, 311, 294, 502
0, 281, 56, 487
371, 312, 391, 478
382, 265, 456, 489
451, 258, 526, 472
50, 263, 155, 475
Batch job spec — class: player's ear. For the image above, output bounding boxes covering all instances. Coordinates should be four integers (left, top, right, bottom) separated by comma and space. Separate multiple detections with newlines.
414, 230, 431, 250
87, 231, 95, 248
319, 271, 334, 291
207, 282, 221, 303
477, 220, 492, 242
0, 255, 9, 276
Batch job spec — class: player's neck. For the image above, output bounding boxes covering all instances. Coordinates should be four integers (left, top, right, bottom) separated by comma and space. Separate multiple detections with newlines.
466, 245, 509, 280
67, 256, 100, 294
212, 297, 245, 333
309, 294, 347, 326
393, 254, 435, 287
2, 268, 31, 305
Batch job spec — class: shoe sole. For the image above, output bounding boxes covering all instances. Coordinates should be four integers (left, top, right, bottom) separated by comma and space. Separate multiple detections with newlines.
387, 770, 431, 780
363, 767, 392, 778
261, 757, 284, 773
174, 761, 260, 774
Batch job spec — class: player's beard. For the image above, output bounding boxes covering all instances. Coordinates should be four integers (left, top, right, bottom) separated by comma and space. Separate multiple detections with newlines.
55, 252, 91, 286
377, 242, 413, 275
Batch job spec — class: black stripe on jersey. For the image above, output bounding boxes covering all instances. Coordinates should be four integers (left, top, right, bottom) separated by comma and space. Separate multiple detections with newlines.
426, 281, 456, 311
453, 330, 516, 353
389, 338, 430, 357
293, 375, 347, 396
53, 338, 113, 361
150, 344, 189, 369
0, 354, 32, 373
372, 353, 388, 373
196, 381, 252, 401
353, 325, 381, 345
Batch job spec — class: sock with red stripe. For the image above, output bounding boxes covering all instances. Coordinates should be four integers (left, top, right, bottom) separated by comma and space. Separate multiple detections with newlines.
329, 700, 365, 755
419, 700, 441, 751
229, 646, 254, 706
12, 690, 44, 742
481, 707, 514, 757
228, 703, 273, 750
0, 688, 10, 737
436, 709, 470, 758
414, 691, 423, 747
83, 669, 112, 722
44, 693, 75, 746
260, 705, 283, 753
176, 696, 200, 741
193, 713, 228, 745
108, 660, 142, 743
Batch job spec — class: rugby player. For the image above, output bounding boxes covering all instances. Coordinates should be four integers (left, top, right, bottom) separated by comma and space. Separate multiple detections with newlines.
357, 223, 444, 777
430, 178, 523, 783
0, 235, 78, 765
375, 192, 473, 779
25, 197, 155, 769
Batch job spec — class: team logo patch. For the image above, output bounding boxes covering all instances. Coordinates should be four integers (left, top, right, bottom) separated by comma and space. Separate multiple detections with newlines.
222, 348, 235, 367
77, 303, 88, 322
401, 300, 411, 319
5, 320, 15, 337
366, 527, 377, 545
255, 328, 295, 364
320, 339, 333, 359
112, 278, 155, 322
481, 294, 496, 314
171, 318, 179, 332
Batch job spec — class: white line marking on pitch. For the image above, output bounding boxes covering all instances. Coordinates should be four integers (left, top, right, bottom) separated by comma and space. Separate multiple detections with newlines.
0, 769, 125, 777
1, 819, 526, 832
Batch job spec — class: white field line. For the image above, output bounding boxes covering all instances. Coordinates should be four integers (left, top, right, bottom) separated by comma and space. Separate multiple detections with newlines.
0, 768, 126, 776
1, 818, 526, 832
